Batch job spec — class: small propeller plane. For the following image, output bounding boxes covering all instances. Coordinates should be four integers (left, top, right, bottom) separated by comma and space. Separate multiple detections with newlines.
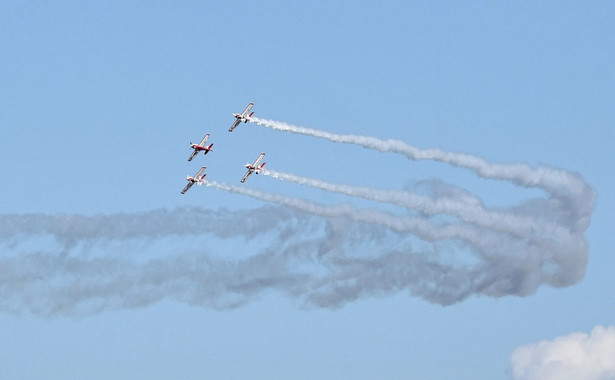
181, 166, 207, 194
240, 153, 266, 183
187, 133, 214, 161
228, 102, 255, 132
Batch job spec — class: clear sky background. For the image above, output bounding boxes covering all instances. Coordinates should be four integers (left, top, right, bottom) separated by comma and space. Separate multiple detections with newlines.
1, 1, 614, 379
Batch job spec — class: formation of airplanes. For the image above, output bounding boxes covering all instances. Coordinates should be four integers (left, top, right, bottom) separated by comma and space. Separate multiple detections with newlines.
181, 102, 264, 194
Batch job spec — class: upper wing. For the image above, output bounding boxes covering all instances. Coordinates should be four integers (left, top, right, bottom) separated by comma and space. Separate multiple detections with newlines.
241, 103, 254, 117
197, 133, 210, 147
194, 166, 206, 180
240, 169, 252, 183
228, 119, 241, 132
181, 181, 194, 194
252, 152, 265, 167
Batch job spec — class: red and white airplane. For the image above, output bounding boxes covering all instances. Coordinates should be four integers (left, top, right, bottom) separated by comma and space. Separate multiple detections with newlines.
228, 102, 255, 132
181, 166, 207, 194
240, 153, 266, 183
187, 133, 214, 161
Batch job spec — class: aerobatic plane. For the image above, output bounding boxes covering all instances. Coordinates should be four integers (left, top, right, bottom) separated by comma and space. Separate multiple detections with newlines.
228, 102, 255, 132
181, 166, 207, 194
240, 153, 266, 183
187, 133, 214, 161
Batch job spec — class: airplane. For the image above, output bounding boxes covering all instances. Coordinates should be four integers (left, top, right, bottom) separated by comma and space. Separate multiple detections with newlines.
187, 133, 214, 161
240, 152, 266, 183
181, 166, 207, 194
228, 102, 255, 132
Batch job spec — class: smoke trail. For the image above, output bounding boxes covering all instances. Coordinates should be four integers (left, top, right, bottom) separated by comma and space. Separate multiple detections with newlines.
0, 178, 592, 316
203, 180, 495, 242
250, 117, 589, 197
203, 180, 566, 251
261, 169, 568, 239
0, 206, 365, 315
203, 180, 588, 289
0, 204, 472, 315
250, 117, 594, 253
253, 169, 590, 296
246, 116, 594, 302
0, 118, 595, 316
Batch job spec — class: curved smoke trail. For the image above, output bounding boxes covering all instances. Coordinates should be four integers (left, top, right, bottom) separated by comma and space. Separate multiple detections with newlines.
250, 117, 589, 197
261, 169, 568, 239
250, 116, 594, 246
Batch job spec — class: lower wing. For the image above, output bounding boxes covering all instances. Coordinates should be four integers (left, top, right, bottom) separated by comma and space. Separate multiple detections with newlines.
229, 119, 241, 132
181, 182, 194, 194
240, 170, 253, 183
187, 150, 198, 161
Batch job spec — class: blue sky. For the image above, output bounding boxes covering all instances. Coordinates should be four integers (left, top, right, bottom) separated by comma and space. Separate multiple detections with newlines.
1, 1, 614, 379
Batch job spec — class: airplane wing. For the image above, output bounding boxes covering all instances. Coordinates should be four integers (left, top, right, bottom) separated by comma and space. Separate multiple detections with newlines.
240, 169, 252, 183
181, 181, 194, 194
228, 119, 241, 132
194, 166, 206, 180
241, 103, 254, 117
252, 152, 265, 168
187, 149, 199, 162
197, 133, 210, 147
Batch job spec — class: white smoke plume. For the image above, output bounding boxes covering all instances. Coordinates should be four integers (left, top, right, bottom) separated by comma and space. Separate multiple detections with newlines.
510, 326, 615, 380
261, 169, 568, 239
250, 117, 589, 197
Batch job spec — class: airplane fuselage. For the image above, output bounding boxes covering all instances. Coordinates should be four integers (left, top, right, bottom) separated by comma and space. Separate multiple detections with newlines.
234, 111, 254, 123
234, 114, 248, 123
244, 164, 264, 174
190, 143, 213, 154
186, 176, 206, 184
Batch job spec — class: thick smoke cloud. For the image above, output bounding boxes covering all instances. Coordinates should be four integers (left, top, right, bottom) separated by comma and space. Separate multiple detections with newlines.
510, 326, 615, 380
1, 206, 419, 315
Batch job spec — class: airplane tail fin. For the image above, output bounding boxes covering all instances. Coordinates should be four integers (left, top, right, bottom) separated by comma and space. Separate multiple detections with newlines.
244, 112, 255, 122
